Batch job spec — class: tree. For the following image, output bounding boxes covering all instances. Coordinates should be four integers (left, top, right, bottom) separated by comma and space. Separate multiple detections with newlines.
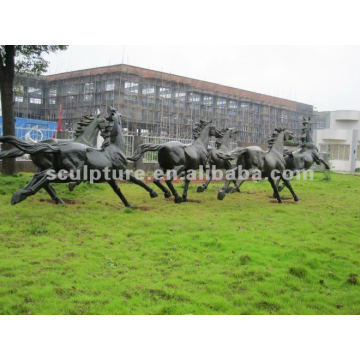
0, 45, 68, 175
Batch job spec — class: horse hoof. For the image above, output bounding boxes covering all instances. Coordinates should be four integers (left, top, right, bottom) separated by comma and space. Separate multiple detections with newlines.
182, 197, 187, 202
294, 196, 299, 202
197, 186, 205, 193
164, 192, 171, 198
68, 183, 77, 192
150, 191, 158, 198
225, 187, 234, 194
174, 197, 182, 204
217, 191, 226, 201
56, 198, 65, 205
11, 191, 26, 205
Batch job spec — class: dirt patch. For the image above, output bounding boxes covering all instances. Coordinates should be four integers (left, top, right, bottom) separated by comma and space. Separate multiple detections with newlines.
270, 198, 297, 204
39, 198, 84, 205
133, 205, 154, 211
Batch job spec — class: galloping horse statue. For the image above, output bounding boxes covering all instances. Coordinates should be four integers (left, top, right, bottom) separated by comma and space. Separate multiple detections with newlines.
128, 119, 218, 203
196, 127, 241, 194
218, 128, 298, 203
0, 113, 104, 160
0, 114, 107, 203
275, 118, 330, 194
0, 107, 158, 207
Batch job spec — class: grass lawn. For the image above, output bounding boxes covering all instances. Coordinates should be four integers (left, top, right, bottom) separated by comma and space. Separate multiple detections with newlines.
0, 171, 359, 314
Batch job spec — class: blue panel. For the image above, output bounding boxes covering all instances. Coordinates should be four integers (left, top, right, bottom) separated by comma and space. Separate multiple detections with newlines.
0, 116, 58, 140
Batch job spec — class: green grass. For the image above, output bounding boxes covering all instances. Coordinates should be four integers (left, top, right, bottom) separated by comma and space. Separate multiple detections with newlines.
0, 172, 359, 314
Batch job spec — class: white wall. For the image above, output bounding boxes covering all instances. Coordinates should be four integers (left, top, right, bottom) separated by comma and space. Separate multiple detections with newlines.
315, 110, 360, 172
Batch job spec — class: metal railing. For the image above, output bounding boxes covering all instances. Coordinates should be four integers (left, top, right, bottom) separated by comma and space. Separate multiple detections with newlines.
123, 134, 135, 157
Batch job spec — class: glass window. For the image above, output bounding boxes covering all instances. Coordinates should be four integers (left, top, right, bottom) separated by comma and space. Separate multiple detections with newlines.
84, 82, 94, 94
322, 144, 350, 161
30, 98, 42, 104
28, 87, 42, 97
49, 88, 57, 97
229, 100, 238, 109
142, 85, 155, 95
240, 103, 249, 109
217, 98, 227, 107
203, 96, 213, 106
124, 81, 138, 94
174, 91, 186, 101
105, 80, 115, 91
49, 98, 56, 105
159, 87, 171, 99
189, 92, 200, 103
15, 96, 23, 103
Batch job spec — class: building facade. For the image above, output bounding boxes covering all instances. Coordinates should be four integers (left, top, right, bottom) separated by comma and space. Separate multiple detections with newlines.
12, 64, 313, 145
314, 110, 360, 172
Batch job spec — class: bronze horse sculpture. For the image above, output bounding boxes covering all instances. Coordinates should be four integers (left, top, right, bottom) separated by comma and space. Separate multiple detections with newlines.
0, 114, 106, 204
217, 128, 298, 203
196, 127, 242, 194
128, 120, 218, 203
275, 118, 330, 195
0, 113, 104, 159
0, 108, 158, 207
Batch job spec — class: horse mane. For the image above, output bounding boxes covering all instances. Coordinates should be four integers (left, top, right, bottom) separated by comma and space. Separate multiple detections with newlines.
74, 115, 97, 137
267, 127, 286, 149
192, 120, 212, 139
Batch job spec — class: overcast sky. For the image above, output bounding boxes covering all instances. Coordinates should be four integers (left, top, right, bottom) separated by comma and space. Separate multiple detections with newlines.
45, 45, 360, 112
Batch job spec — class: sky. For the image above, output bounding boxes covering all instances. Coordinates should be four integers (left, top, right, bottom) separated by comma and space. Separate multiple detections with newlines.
45, 45, 360, 112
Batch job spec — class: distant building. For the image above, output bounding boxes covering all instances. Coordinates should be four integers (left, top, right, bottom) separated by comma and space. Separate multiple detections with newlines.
11, 64, 313, 145
314, 110, 360, 172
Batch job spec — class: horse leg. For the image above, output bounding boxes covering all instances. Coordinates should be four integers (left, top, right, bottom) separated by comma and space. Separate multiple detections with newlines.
218, 166, 238, 200
320, 158, 330, 170
107, 179, 131, 207
153, 170, 171, 198
197, 170, 212, 193
280, 176, 299, 201
269, 177, 282, 203
11, 170, 50, 205
232, 179, 245, 193
182, 171, 191, 202
218, 179, 232, 200
153, 178, 171, 198
165, 166, 183, 204
68, 181, 82, 192
43, 184, 65, 204
273, 177, 282, 197
127, 173, 158, 198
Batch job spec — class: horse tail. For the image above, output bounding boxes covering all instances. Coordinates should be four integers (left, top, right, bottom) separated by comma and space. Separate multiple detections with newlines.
0, 148, 25, 159
127, 143, 164, 161
0, 136, 60, 155
312, 150, 330, 170
217, 147, 247, 161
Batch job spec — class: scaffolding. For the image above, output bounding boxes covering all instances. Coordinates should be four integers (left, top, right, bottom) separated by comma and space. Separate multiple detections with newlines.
14, 64, 313, 147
